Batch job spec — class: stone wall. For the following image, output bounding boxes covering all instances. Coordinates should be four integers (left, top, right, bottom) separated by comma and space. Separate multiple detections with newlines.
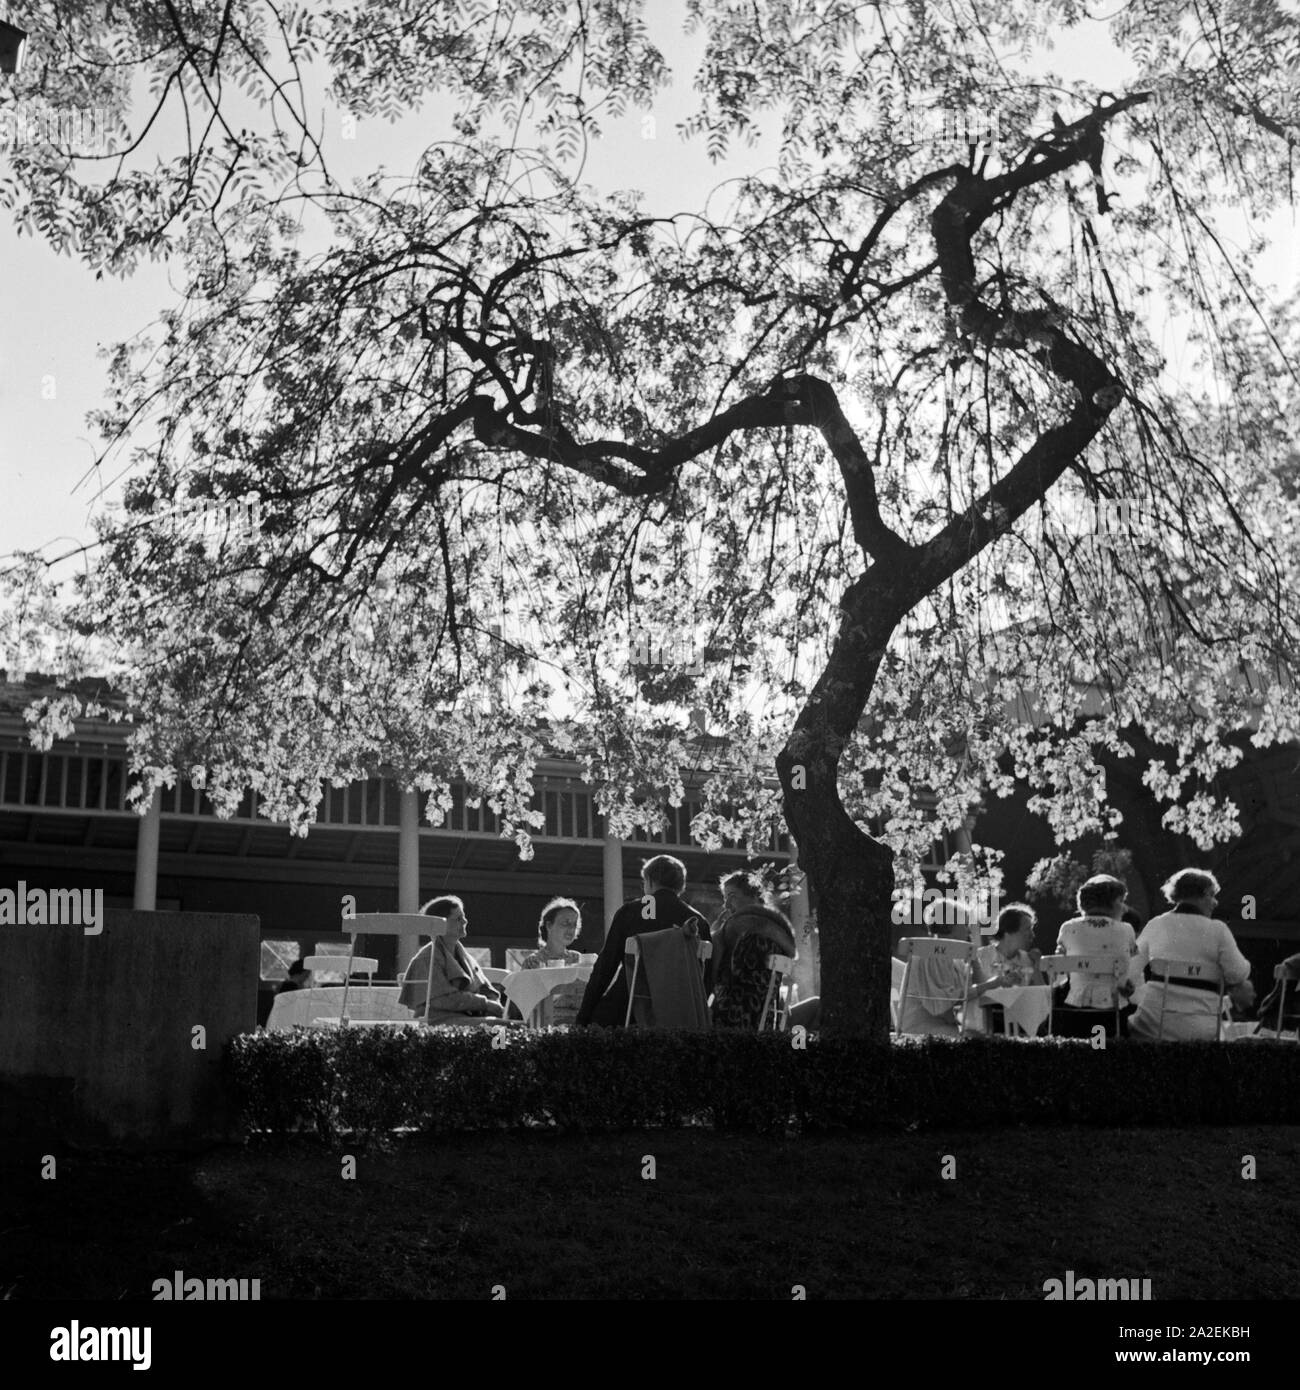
0, 909, 259, 1147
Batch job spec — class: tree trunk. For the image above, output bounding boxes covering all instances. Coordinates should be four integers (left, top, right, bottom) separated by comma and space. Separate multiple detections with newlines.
777, 575, 901, 1039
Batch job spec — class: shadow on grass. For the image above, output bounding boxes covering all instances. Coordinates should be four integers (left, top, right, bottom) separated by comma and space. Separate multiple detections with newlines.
3, 1125, 1299, 1299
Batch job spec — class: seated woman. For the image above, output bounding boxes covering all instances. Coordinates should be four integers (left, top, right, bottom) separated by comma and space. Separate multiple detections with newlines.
710, 871, 797, 1030
975, 902, 1045, 1033
1052, 874, 1140, 1034
519, 897, 584, 1025
398, 895, 505, 1025
521, 898, 583, 969
897, 899, 1011, 1036
1127, 869, 1253, 1041
977, 903, 1044, 983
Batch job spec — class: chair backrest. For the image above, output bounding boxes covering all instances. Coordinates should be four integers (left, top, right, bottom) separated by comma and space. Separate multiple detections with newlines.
1148, 957, 1226, 1041
1041, 953, 1127, 1037
1040, 953, 1126, 982
895, 937, 973, 1037
343, 913, 452, 1022
482, 966, 511, 986
1148, 957, 1223, 985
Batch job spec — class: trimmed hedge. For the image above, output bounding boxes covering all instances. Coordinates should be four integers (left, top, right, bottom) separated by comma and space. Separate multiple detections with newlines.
224, 1027, 1300, 1143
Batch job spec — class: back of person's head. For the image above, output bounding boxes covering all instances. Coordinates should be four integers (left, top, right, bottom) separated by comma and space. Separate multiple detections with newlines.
1077, 874, 1126, 917
421, 894, 464, 919
1161, 868, 1219, 907
642, 854, 686, 893
537, 896, 580, 946
921, 897, 975, 937
719, 870, 765, 903
994, 903, 1036, 939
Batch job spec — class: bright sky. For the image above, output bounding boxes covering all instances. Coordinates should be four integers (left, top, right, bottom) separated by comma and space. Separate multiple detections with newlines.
1, 4, 1296, 575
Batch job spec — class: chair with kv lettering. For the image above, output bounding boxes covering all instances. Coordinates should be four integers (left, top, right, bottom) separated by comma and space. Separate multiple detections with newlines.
1146, 957, 1226, 1042
757, 954, 795, 1033
1041, 953, 1127, 1039
624, 930, 712, 1029
894, 937, 974, 1037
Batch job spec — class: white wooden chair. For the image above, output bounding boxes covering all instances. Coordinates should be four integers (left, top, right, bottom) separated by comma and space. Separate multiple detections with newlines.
342, 912, 452, 1025
1147, 957, 1225, 1041
890, 956, 906, 1030
895, 937, 973, 1037
301, 954, 378, 1028
758, 954, 795, 1032
1041, 953, 1128, 1038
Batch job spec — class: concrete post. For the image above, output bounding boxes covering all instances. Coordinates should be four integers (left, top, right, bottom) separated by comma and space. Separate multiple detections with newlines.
133, 793, 161, 910
397, 788, 421, 975
602, 833, 625, 940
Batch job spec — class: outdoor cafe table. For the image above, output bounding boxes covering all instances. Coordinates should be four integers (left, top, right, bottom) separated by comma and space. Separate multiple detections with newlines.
503, 962, 594, 1025
968, 984, 1054, 1038
266, 985, 413, 1031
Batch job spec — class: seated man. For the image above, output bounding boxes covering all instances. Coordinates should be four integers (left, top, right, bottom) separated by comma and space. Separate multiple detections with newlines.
574, 854, 710, 1027
399, 895, 505, 1025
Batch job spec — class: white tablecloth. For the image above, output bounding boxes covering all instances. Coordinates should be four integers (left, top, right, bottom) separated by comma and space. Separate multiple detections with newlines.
978, 985, 1053, 1037
266, 985, 414, 1031
503, 964, 594, 1022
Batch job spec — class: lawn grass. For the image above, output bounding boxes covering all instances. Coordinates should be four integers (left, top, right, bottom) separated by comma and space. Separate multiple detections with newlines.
3, 1125, 1298, 1299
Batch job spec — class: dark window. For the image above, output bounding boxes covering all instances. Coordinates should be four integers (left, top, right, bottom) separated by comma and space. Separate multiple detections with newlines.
65, 756, 83, 808
43, 756, 63, 806
103, 760, 124, 811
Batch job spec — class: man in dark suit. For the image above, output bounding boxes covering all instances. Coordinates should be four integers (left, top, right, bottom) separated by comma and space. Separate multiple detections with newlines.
575, 854, 710, 1027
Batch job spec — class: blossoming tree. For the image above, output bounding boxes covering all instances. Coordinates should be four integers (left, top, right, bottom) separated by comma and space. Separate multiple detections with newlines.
5, 0, 1300, 1034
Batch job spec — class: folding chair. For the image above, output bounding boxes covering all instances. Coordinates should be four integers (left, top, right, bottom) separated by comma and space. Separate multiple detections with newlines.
482, 966, 511, 987
1270, 961, 1299, 1038
890, 956, 906, 1030
894, 937, 974, 1037
301, 953, 379, 1028
340, 912, 452, 1025
1041, 954, 1127, 1038
757, 954, 795, 1033
624, 933, 712, 1026
1147, 957, 1225, 1042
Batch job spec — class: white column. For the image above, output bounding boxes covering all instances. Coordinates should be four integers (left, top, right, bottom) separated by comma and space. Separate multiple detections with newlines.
397, 788, 421, 975
602, 833, 624, 939
133, 793, 161, 910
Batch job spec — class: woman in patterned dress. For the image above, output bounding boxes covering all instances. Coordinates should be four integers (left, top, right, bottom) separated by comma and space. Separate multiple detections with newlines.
710, 872, 797, 1030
